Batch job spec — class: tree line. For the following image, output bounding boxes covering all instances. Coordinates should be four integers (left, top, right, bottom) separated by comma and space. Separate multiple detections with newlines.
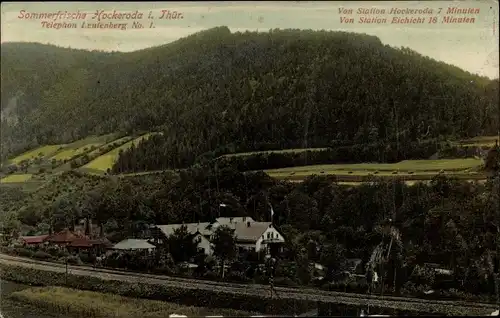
2, 163, 499, 299
2, 27, 498, 165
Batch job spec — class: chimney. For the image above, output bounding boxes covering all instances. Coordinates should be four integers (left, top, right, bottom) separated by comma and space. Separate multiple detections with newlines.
247, 221, 251, 227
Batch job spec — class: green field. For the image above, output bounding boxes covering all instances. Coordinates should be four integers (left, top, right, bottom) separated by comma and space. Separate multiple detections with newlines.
0, 174, 33, 183
457, 135, 498, 147
85, 136, 134, 158
82, 133, 158, 172
10, 145, 64, 164
49, 134, 118, 161
221, 147, 328, 158
265, 158, 484, 181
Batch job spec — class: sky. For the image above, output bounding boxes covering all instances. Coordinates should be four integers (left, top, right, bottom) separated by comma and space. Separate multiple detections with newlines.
1, 1, 499, 79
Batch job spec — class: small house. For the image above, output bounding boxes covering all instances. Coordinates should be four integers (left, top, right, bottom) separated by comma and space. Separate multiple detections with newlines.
19, 235, 49, 247
46, 229, 82, 247
112, 239, 156, 252
69, 237, 112, 256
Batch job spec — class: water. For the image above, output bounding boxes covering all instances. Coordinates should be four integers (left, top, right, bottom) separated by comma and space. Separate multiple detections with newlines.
0, 280, 65, 318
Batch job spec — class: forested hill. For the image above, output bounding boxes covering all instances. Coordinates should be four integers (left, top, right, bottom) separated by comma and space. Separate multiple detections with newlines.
1, 26, 498, 166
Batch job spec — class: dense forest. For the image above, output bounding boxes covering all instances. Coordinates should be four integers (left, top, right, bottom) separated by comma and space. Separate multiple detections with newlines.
1, 167, 499, 299
1, 27, 499, 168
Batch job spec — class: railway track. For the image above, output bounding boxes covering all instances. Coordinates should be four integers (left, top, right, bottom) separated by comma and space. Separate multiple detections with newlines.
0, 253, 497, 315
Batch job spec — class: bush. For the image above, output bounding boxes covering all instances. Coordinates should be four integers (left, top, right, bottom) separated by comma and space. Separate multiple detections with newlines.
9, 247, 35, 258
33, 251, 52, 260
66, 255, 83, 265
225, 270, 251, 283
274, 276, 299, 287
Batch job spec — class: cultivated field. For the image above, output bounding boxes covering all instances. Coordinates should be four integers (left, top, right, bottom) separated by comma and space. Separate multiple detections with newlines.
0, 174, 33, 183
49, 134, 118, 161
221, 147, 328, 157
265, 158, 484, 182
82, 133, 159, 173
9, 145, 63, 164
457, 135, 498, 147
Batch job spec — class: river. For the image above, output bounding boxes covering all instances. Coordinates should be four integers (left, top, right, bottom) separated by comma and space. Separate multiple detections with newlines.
0, 280, 69, 318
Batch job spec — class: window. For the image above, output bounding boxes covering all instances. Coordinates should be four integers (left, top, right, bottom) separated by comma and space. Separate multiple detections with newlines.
267, 232, 270, 239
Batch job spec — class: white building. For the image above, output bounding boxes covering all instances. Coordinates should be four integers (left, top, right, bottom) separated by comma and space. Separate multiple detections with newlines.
155, 217, 285, 256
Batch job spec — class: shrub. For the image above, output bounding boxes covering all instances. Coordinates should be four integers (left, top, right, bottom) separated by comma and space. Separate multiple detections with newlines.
225, 270, 251, 283
13, 247, 35, 258
66, 255, 83, 265
33, 251, 52, 260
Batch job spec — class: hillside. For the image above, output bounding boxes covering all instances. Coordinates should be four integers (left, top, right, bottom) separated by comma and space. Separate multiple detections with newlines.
1, 27, 499, 171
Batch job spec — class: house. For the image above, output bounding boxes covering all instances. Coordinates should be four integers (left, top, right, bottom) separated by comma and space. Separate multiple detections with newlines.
214, 216, 255, 226
19, 235, 49, 247
155, 217, 285, 256
45, 229, 83, 247
68, 237, 112, 256
112, 239, 156, 252
231, 221, 285, 254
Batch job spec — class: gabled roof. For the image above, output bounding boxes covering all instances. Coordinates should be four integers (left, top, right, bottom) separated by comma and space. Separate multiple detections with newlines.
20, 235, 49, 244
231, 222, 272, 242
215, 216, 255, 225
156, 219, 277, 243
112, 239, 156, 250
156, 223, 212, 237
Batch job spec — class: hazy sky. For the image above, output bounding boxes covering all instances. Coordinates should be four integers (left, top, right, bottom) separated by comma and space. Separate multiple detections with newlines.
1, 1, 499, 79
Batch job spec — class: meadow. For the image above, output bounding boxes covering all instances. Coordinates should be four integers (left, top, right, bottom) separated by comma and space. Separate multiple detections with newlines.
221, 147, 328, 157
456, 135, 499, 147
9, 145, 63, 164
264, 158, 484, 181
8, 286, 254, 318
0, 174, 33, 183
49, 134, 118, 161
82, 133, 159, 173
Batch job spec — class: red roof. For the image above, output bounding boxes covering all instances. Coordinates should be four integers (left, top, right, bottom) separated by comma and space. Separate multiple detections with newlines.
70, 237, 93, 247
47, 229, 82, 243
20, 235, 49, 244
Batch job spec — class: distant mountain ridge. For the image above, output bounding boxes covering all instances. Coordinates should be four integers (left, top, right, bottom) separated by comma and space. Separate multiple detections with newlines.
1, 27, 498, 168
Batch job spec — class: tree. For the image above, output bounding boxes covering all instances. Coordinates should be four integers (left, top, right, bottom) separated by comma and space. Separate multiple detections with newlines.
0, 210, 21, 238
212, 225, 237, 278
320, 240, 346, 281
167, 225, 198, 263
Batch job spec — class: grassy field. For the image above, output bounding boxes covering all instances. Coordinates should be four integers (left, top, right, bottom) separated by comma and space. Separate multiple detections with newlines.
8, 286, 255, 317
82, 133, 159, 173
221, 147, 328, 158
265, 158, 484, 181
49, 134, 118, 161
0, 174, 33, 183
458, 135, 498, 147
9, 145, 64, 164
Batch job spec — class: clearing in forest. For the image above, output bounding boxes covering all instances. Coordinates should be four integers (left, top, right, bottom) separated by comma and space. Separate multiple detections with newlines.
0, 174, 33, 183
265, 158, 484, 181
457, 135, 499, 147
49, 134, 119, 161
221, 147, 328, 158
9, 145, 63, 164
82, 133, 158, 172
